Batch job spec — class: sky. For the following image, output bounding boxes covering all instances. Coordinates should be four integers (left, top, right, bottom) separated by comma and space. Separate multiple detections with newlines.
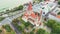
0, 0, 32, 12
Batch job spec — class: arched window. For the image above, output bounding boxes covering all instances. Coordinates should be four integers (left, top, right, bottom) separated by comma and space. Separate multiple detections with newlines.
44, 0, 49, 1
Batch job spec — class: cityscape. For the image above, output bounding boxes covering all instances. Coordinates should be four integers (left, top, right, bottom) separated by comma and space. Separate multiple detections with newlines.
0, 0, 60, 34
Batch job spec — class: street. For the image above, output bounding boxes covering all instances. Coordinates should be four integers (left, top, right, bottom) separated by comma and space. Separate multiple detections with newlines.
0, 10, 25, 34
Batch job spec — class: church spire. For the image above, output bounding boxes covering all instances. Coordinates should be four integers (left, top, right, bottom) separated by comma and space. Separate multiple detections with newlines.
28, 2, 32, 11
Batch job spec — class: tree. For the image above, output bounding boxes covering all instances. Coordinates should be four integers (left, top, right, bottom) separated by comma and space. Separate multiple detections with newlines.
30, 31, 34, 34
24, 21, 32, 27
4, 25, 12, 32
47, 19, 56, 28
15, 5, 23, 11
52, 23, 60, 34
47, 19, 60, 34
58, 0, 60, 5
19, 5, 23, 10
36, 29, 48, 34
17, 26, 22, 31
0, 17, 5, 21
58, 12, 60, 15
0, 30, 2, 33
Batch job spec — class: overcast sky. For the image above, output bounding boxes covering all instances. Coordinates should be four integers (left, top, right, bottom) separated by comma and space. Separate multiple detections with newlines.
0, 0, 32, 10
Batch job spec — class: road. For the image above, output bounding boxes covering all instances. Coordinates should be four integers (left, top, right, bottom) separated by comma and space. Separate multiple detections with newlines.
0, 10, 25, 34
10, 23, 22, 34
0, 10, 25, 25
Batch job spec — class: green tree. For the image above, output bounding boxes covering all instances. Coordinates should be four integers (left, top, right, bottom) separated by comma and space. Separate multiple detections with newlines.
16, 5, 23, 11
58, 0, 60, 5
36, 29, 48, 34
52, 23, 60, 34
0, 30, 2, 33
4, 25, 12, 32
30, 31, 34, 34
47, 19, 56, 28
58, 12, 60, 15
47, 19, 60, 34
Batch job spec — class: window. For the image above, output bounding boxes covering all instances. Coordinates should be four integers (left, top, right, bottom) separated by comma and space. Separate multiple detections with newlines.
43, 12, 45, 14
42, 7, 44, 9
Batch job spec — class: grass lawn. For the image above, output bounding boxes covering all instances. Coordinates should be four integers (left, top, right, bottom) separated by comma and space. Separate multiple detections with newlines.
11, 31, 16, 34
6, 30, 16, 34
